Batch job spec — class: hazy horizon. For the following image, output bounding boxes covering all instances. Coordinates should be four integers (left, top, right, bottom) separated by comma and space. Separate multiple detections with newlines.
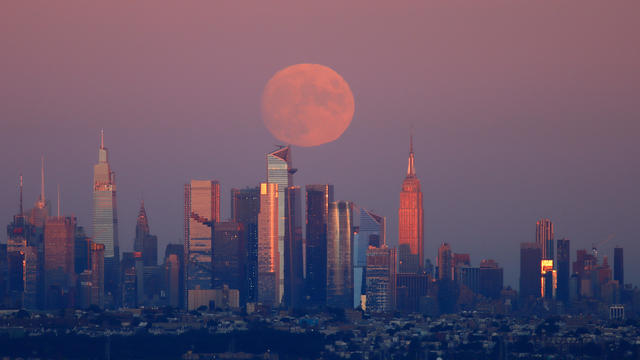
1, 1, 639, 289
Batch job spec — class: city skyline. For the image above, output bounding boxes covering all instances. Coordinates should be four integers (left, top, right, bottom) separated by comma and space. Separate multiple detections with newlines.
1, 1, 639, 291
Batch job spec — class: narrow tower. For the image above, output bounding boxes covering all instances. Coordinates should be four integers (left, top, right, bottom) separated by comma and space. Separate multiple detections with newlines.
92, 129, 120, 307
398, 134, 424, 273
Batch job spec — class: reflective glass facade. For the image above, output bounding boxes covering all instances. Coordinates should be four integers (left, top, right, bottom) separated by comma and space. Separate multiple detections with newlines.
231, 187, 260, 303
365, 246, 396, 313
258, 183, 279, 305
266, 146, 294, 302
283, 186, 303, 308
305, 184, 333, 306
326, 201, 353, 308
184, 180, 220, 308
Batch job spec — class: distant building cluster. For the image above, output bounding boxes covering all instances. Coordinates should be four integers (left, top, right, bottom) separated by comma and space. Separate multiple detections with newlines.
0, 132, 637, 321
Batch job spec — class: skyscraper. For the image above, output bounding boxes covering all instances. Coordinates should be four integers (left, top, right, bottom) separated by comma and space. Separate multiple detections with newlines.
258, 182, 279, 306
354, 208, 386, 308
231, 187, 260, 303
135, 200, 158, 266
44, 216, 76, 308
556, 238, 570, 302
520, 242, 541, 299
90, 242, 105, 308
92, 130, 120, 306
398, 135, 424, 273
536, 218, 554, 260
305, 184, 334, 306
327, 201, 353, 308
283, 186, 303, 308
184, 180, 220, 309
164, 244, 184, 309
266, 146, 296, 302
478, 259, 503, 299
437, 243, 453, 281
365, 245, 396, 313
212, 221, 245, 298
614, 247, 623, 286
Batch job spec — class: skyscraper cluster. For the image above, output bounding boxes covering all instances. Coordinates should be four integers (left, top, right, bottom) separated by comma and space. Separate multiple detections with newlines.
0, 132, 629, 317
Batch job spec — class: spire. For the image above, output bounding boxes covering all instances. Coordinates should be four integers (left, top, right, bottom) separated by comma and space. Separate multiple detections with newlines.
40, 156, 45, 202
407, 133, 416, 177
57, 184, 60, 217
100, 128, 104, 149
19, 173, 23, 215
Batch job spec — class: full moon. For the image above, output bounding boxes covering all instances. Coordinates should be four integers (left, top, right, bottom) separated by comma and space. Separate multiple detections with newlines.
261, 63, 355, 147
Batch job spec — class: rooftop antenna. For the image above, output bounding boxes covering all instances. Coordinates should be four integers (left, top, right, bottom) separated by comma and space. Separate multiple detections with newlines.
40, 156, 45, 203
19, 173, 23, 215
100, 128, 104, 149
57, 184, 60, 217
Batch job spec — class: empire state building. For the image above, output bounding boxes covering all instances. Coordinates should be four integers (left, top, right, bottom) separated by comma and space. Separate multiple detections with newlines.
398, 136, 424, 273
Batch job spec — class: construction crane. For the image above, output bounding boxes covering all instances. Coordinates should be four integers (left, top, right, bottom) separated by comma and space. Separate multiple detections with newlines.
592, 233, 615, 260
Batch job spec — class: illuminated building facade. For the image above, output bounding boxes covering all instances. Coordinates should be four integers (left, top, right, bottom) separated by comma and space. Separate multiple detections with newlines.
92, 130, 120, 306
184, 180, 220, 308
266, 146, 296, 302
536, 218, 554, 260
44, 216, 76, 308
540, 259, 557, 299
326, 201, 353, 308
258, 182, 279, 305
398, 136, 424, 273
305, 184, 334, 306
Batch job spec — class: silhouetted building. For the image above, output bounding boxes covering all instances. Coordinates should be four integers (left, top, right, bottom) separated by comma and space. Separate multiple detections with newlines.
184, 180, 220, 309
614, 247, 623, 286
258, 182, 279, 306
479, 259, 503, 299
90, 242, 105, 308
44, 216, 76, 308
520, 243, 541, 299
92, 131, 120, 307
121, 252, 137, 308
536, 218, 554, 260
354, 208, 386, 308
164, 244, 184, 308
457, 266, 479, 294
396, 273, 429, 313
437, 243, 453, 281
74, 226, 91, 274
365, 246, 396, 313
212, 221, 245, 300
283, 186, 303, 308
134, 201, 158, 267
305, 184, 334, 306
556, 238, 570, 302
267, 146, 296, 301
231, 187, 260, 303
398, 135, 424, 273
327, 201, 353, 308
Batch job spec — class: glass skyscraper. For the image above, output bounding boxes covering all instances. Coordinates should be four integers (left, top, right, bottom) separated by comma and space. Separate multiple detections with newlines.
184, 179, 220, 309
305, 184, 333, 306
354, 208, 386, 308
231, 187, 260, 303
92, 130, 119, 306
283, 186, 303, 308
326, 201, 353, 308
266, 146, 295, 303
258, 182, 279, 306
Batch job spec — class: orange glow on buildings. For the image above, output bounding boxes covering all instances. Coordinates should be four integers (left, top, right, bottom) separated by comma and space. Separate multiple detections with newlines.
398, 135, 424, 273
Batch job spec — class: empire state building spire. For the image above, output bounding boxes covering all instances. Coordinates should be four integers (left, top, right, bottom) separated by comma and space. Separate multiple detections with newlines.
407, 133, 416, 177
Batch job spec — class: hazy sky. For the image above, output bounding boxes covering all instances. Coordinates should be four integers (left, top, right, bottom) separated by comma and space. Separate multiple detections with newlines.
1, 1, 638, 288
